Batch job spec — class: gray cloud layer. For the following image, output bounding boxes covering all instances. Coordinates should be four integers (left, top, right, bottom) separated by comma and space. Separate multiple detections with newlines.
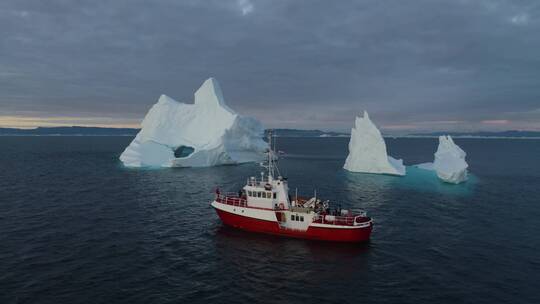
1, 0, 539, 131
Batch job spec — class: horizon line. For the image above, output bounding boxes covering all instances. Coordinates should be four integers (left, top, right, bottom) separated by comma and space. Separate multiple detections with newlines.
1, 125, 539, 135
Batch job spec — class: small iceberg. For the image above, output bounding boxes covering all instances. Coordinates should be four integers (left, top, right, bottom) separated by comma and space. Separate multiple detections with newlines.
416, 135, 468, 184
343, 111, 405, 176
120, 78, 268, 168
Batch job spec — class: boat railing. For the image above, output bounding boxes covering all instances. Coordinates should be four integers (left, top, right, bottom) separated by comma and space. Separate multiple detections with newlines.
312, 213, 371, 227
351, 209, 368, 218
215, 193, 247, 207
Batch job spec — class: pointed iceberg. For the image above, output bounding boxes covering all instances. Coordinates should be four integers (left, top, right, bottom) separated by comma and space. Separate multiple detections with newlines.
415, 135, 468, 184
343, 111, 406, 176
433, 135, 468, 183
120, 78, 268, 168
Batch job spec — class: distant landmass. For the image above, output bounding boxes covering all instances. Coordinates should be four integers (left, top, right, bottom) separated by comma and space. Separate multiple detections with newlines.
409, 130, 540, 138
268, 129, 540, 138
1, 126, 539, 138
0, 126, 139, 136
2, 127, 348, 137
265, 129, 349, 137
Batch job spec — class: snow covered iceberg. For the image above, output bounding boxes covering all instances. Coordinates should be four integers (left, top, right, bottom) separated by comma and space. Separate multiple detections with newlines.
343, 111, 406, 176
120, 78, 268, 168
417, 135, 468, 184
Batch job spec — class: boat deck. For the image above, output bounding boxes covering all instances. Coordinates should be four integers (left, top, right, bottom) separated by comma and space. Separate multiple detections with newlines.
215, 194, 371, 227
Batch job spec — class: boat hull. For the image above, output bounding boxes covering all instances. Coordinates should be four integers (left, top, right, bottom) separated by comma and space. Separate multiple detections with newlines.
214, 206, 372, 243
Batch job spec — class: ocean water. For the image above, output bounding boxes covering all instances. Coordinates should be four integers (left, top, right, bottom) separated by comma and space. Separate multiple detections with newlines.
1, 136, 539, 304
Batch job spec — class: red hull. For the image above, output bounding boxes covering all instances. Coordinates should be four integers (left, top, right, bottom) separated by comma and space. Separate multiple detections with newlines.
214, 208, 372, 243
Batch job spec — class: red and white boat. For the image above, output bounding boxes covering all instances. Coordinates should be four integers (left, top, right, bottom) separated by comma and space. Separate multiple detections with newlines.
211, 131, 373, 243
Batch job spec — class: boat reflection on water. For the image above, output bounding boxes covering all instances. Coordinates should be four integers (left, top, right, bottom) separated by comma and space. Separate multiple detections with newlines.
211, 224, 373, 303
214, 224, 371, 264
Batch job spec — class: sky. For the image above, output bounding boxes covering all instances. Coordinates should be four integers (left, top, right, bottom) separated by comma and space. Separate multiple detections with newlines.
1, 0, 539, 133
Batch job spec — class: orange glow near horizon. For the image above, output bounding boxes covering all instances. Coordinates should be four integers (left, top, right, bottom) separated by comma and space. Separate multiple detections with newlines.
0, 116, 141, 129
481, 119, 510, 125
1, 115, 537, 132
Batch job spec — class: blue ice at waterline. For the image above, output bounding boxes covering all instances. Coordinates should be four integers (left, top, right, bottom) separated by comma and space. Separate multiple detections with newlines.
341, 165, 477, 197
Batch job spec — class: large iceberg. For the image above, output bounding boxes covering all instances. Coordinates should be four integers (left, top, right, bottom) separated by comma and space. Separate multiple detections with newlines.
120, 78, 268, 167
343, 111, 406, 176
417, 135, 468, 184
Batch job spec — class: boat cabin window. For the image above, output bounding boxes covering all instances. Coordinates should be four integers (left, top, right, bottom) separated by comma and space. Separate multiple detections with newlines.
250, 191, 273, 199
273, 193, 277, 199
290, 214, 303, 222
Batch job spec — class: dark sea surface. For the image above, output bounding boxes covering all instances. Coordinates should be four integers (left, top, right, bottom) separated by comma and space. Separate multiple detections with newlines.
1, 136, 539, 304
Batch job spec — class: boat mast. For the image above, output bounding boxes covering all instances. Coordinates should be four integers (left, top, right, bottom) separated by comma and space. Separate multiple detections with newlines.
267, 130, 274, 182
262, 129, 281, 183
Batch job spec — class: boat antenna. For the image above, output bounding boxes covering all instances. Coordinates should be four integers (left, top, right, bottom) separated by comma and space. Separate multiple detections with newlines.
273, 131, 277, 153
267, 130, 274, 181
263, 130, 281, 182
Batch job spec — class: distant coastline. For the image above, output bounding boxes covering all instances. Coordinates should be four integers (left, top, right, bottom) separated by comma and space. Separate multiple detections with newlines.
267, 129, 540, 139
404, 130, 540, 139
265, 129, 349, 138
1, 126, 539, 139
0, 126, 139, 136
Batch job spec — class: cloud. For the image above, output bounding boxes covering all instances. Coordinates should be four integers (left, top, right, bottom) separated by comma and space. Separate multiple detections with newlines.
0, 0, 539, 131
510, 13, 529, 25
13, 10, 29, 18
237, 0, 254, 16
